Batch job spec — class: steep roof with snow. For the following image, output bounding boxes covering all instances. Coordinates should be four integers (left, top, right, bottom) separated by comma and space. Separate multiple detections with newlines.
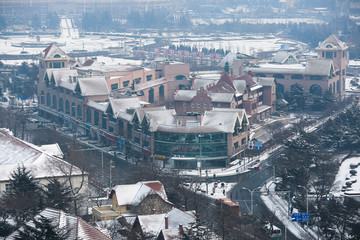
143, 109, 176, 132
76, 77, 109, 97
0, 128, 84, 182
208, 92, 235, 103
258, 77, 275, 87
316, 35, 347, 50
304, 59, 333, 76
110, 181, 169, 207
272, 51, 298, 64
41, 43, 69, 59
192, 78, 218, 90
5, 208, 111, 240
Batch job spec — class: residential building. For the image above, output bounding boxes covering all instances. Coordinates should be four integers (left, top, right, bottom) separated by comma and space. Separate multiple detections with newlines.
5, 208, 111, 240
247, 35, 348, 97
92, 181, 173, 221
0, 128, 89, 215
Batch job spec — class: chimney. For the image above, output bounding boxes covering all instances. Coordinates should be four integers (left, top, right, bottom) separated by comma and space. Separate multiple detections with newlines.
179, 224, 183, 234
165, 217, 168, 229
182, 206, 186, 212
152, 209, 156, 214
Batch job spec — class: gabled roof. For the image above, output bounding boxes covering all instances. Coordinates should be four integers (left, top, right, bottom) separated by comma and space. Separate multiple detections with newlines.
83, 59, 95, 67
44, 68, 78, 86
304, 59, 333, 76
272, 51, 299, 64
217, 72, 235, 90
202, 108, 248, 133
42, 43, 69, 59
107, 98, 142, 118
76, 77, 109, 97
174, 90, 197, 101
0, 128, 84, 182
110, 181, 169, 207
5, 208, 111, 240
143, 109, 176, 132
208, 92, 235, 103
236, 74, 258, 88
316, 35, 347, 50
192, 78, 218, 90
86, 100, 109, 112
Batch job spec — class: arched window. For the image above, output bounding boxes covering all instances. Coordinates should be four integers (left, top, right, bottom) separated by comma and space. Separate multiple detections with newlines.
94, 111, 99, 126
329, 84, 332, 93
86, 108, 92, 123
291, 74, 303, 80
65, 100, 70, 114
336, 80, 340, 93
59, 98, 64, 112
174, 75, 186, 81
310, 84, 322, 96
46, 93, 51, 107
273, 74, 285, 79
77, 105, 82, 120
159, 85, 164, 99
343, 77, 345, 91
53, 54, 61, 58
52, 95, 57, 109
148, 88, 154, 104
255, 73, 266, 77
71, 103, 76, 117
40, 91, 45, 104
333, 82, 335, 94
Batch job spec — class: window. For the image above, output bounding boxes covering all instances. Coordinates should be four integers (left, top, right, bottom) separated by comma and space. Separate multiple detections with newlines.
273, 74, 285, 79
46, 93, 51, 107
343, 51, 345, 58
59, 98, 64, 112
326, 52, 333, 59
109, 126, 114, 133
217, 103, 221, 107
342, 69, 345, 75
126, 205, 132, 210
111, 83, 118, 90
241, 138, 246, 145
53, 62, 61, 68
200, 97, 204, 102
134, 78, 141, 84
123, 81, 130, 87
322, 52, 324, 58
204, 102, 207, 109
94, 111, 99, 126
183, 102, 187, 109
134, 137, 140, 144
197, 103, 200, 109
233, 142, 239, 149
102, 114, 107, 129
65, 100, 70, 114
209, 103, 213, 109
334, 52, 337, 58
119, 120, 124, 136
144, 141, 149, 147
77, 105, 82, 120
252, 103, 257, 110
86, 108, 92, 123
59, 88, 64, 93
5, 184, 12, 193
146, 75, 152, 81
52, 95, 57, 109
291, 74, 303, 80
66, 89, 71, 95
191, 102, 195, 109
49, 62, 52, 68
71, 103, 76, 117
40, 91, 45, 104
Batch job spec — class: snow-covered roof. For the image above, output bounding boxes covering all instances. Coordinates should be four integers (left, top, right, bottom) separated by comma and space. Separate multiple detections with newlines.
192, 78, 218, 90
304, 59, 333, 76
202, 111, 239, 133
248, 63, 305, 75
44, 68, 78, 86
137, 208, 195, 238
5, 208, 111, 240
86, 100, 109, 112
78, 64, 142, 73
174, 90, 197, 101
258, 77, 275, 87
272, 51, 298, 64
143, 109, 177, 132
110, 181, 169, 207
41, 43, 69, 59
108, 98, 141, 117
316, 35, 347, 50
208, 92, 234, 103
76, 77, 109, 97
0, 128, 84, 182
135, 77, 167, 91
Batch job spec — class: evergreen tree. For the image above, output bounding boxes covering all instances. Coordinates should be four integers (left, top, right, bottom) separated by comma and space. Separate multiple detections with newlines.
3, 166, 43, 223
14, 215, 69, 240
45, 179, 73, 212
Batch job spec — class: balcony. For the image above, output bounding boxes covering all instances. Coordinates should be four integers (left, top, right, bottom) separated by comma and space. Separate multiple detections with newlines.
92, 205, 121, 221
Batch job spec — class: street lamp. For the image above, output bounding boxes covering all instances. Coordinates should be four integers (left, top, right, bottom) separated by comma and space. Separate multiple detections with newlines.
242, 186, 261, 214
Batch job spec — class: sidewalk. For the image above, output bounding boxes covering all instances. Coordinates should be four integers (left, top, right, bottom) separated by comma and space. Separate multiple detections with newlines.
260, 180, 318, 239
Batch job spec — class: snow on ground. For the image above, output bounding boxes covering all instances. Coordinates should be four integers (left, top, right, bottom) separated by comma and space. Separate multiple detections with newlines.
331, 155, 360, 198
261, 181, 318, 239
184, 180, 237, 200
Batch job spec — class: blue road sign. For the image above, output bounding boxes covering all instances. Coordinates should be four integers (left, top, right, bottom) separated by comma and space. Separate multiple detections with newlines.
291, 213, 310, 222
254, 141, 263, 150
248, 141, 254, 149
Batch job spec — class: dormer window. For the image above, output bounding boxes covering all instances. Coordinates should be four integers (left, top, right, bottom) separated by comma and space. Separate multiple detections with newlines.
326, 45, 332, 48
53, 54, 61, 58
